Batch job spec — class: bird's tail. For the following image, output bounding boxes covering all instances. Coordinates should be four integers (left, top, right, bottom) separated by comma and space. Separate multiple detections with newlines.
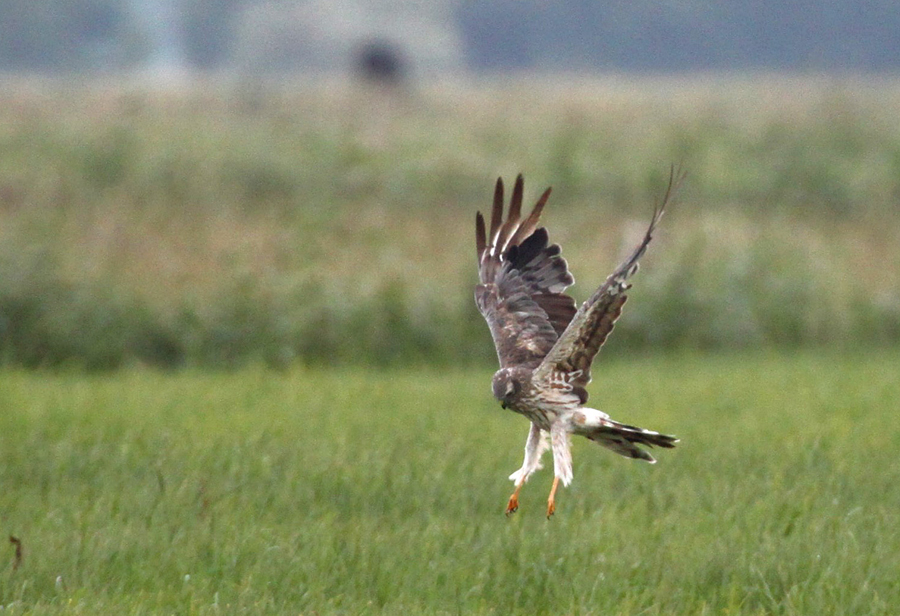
575, 408, 678, 463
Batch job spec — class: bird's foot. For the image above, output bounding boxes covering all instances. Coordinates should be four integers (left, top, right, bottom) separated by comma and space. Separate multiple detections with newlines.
546, 476, 560, 519
505, 493, 519, 516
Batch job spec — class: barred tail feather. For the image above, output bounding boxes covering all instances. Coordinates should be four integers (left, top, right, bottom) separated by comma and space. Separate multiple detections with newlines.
573, 408, 678, 463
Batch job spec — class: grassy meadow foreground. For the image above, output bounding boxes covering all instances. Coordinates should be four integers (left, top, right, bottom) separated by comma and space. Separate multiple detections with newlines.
2, 352, 899, 614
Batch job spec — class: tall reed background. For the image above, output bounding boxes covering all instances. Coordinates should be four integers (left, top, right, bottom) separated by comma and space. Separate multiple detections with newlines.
1, 76, 898, 369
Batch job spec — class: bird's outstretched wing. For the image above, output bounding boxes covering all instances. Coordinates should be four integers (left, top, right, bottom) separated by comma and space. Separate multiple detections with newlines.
475, 175, 577, 369
532, 167, 685, 402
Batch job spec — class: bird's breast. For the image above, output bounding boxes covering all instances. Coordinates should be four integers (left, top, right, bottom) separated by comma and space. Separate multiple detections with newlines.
507, 389, 565, 431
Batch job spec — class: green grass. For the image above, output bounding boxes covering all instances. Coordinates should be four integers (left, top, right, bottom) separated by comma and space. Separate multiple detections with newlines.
2, 351, 899, 614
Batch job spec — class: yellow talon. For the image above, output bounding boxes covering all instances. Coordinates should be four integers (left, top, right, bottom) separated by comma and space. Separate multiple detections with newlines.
506, 480, 525, 516
546, 476, 560, 519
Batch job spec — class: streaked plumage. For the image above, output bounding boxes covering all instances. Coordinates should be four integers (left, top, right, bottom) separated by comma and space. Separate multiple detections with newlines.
475, 170, 682, 517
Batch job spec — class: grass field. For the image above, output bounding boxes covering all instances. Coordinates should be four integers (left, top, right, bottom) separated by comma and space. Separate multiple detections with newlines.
2, 351, 899, 614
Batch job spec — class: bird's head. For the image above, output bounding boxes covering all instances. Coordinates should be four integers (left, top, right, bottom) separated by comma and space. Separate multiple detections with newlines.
491, 369, 520, 409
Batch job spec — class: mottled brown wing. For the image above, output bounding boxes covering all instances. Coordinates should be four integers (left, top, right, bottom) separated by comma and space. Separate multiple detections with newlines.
532, 167, 684, 402
475, 175, 577, 369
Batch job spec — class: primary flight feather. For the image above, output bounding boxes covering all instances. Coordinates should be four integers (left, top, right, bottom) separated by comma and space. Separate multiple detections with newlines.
475, 169, 682, 517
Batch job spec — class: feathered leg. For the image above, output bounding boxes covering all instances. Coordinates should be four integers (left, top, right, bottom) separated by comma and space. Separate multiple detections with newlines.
506, 423, 547, 515
547, 421, 573, 518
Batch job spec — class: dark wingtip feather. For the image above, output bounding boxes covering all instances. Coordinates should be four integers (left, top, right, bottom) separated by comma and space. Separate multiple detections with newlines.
513, 227, 549, 265
654, 164, 686, 222
510, 174, 524, 220
475, 211, 486, 259
489, 177, 504, 244
511, 186, 552, 247
529, 187, 552, 227
496, 174, 526, 253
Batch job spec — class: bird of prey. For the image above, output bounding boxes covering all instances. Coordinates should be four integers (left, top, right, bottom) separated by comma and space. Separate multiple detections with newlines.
474, 170, 681, 518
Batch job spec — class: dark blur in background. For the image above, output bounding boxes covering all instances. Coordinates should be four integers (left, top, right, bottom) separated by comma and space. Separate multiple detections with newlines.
1, 0, 899, 78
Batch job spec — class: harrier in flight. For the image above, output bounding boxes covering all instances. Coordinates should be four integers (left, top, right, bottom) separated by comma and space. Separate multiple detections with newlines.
475, 170, 681, 517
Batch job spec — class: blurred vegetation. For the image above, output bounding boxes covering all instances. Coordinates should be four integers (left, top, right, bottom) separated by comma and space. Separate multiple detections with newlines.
1, 76, 899, 369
